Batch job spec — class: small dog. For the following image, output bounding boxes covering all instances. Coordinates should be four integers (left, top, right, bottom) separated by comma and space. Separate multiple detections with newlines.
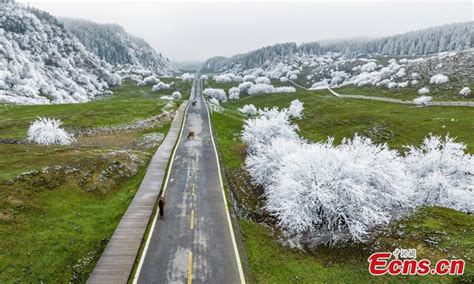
157, 196, 166, 219
192, 100, 197, 106
187, 131, 195, 140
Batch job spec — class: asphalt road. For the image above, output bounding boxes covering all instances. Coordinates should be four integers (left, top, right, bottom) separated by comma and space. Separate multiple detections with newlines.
134, 78, 244, 284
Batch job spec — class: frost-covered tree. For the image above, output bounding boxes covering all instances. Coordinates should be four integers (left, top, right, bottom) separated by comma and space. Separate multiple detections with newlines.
459, 87, 471, 96
152, 82, 170, 91
203, 88, 226, 101
0, 2, 121, 104
405, 135, 474, 213
27, 117, 75, 145
228, 87, 240, 100
413, 96, 432, 105
265, 136, 412, 243
172, 91, 181, 100
288, 99, 304, 119
238, 104, 257, 116
61, 18, 177, 76
429, 74, 449, 85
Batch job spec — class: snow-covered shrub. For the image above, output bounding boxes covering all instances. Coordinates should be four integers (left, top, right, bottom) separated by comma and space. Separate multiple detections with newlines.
289, 74, 298, 80
228, 87, 240, 100
255, 76, 271, 84
208, 97, 222, 112
288, 99, 304, 119
360, 62, 377, 72
388, 82, 398, 89
418, 87, 430, 95
238, 104, 257, 116
238, 82, 254, 93
241, 107, 299, 154
200, 74, 208, 80
330, 71, 350, 86
181, 73, 195, 82
280, 77, 289, 82
140, 75, 160, 86
310, 80, 329, 90
265, 135, 412, 243
160, 95, 173, 100
248, 84, 275, 95
172, 91, 182, 100
27, 117, 75, 145
214, 73, 242, 83
243, 75, 256, 82
203, 88, 226, 101
152, 82, 170, 91
274, 86, 296, 93
247, 84, 295, 95
405, 135, 474, 213
413, 96, 432, 105
459, 87, 471, 96
429, 74, 449, 85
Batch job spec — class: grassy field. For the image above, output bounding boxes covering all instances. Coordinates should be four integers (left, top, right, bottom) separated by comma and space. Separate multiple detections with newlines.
209, 88, 474, 283
334, 83, 474, 102
0, 78, 191, 282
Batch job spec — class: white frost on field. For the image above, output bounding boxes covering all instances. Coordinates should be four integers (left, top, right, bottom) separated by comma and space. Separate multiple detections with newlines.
238, 104, 257, 116
27, 117, 75, 145
413, 95, 432, 105
418, 87, 430, 95
203, 88, 227, 101
228, 87, 240, 100
429, 74, 449, 85
459, 87, 471, 96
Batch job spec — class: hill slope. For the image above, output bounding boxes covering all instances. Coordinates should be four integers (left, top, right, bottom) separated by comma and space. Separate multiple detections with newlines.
0, 2, 121, 104
202, 22, 473, 73
61, 18, 178, 76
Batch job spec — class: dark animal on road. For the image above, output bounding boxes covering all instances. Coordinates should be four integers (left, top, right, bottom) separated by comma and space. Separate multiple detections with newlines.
187, 131, 195, 140
192, 100, 197, 106
158, 196, 166, 219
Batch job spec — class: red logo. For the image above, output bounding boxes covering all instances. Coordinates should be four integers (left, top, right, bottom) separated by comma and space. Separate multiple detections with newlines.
368, 250, 465, 276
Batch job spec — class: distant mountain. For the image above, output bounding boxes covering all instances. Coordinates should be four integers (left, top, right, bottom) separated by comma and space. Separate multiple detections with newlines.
0, 1, 121, 104
202, 22, 473, 73
61, 18, 178, 76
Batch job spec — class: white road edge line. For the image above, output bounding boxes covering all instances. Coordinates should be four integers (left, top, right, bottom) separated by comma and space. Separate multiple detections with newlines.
132, 82, 194, 284
203, 80, 246, 283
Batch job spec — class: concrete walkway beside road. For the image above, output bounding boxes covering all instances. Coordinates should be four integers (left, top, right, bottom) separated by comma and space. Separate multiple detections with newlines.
87, 98, 190, 283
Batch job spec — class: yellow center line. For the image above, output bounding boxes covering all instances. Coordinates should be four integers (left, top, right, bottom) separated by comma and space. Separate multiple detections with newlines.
192, 183, 196, 197
187, 251, 193, 284
190, 209, 195, 230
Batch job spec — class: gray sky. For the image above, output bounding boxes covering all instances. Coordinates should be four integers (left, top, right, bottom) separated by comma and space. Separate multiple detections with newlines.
19, 1, 473, 61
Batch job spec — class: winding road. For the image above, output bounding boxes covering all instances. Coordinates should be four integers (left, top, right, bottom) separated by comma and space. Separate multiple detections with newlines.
133, 78, 245, 283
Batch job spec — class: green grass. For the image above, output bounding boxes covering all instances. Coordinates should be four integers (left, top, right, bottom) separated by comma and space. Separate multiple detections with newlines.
241, 207, 473, 283
209, 88, 474, 283
0, 79, 191, 282
0, 168, 146, 282
336, 83, 474, 102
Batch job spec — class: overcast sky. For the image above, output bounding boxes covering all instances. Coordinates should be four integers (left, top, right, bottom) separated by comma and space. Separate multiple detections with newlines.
18, 0, 473, 61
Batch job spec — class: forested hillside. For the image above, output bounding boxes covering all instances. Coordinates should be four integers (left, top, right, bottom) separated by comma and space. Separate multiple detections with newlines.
0, 1, 121, 104
61, 18, 177, 76
203, 22, 473, 73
